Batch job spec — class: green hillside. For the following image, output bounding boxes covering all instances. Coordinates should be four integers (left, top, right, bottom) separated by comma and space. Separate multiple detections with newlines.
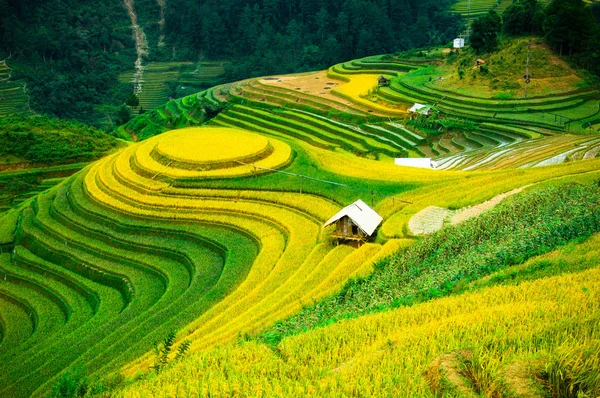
0, 60, 30, 117
119, 61, 226, 114
1, 1, 600, 397
0, 115, 123, 214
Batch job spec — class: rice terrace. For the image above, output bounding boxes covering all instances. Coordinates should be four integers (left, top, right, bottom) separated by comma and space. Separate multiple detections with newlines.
1, 0, 600, 397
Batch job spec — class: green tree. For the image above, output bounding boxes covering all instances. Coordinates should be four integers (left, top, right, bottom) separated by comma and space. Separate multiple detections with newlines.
126, 93, 140, 109
544, 0, 596, 56
503, 0, 543, 35
470, 11, 502, 54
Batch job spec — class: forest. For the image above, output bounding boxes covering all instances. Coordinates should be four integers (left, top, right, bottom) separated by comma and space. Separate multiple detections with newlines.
0, 0, 461, 125
1, 0, 600, 125
163, 0, 462, 79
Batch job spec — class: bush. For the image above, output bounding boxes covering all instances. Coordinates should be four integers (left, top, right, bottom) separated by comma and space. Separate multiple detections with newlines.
48, 366, 89, 398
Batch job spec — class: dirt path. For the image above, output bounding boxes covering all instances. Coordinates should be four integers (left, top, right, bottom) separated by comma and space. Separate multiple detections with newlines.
408, 185, 531, 235
123, 0, 148, 95
451, 185, 531, 224
157, 0, 166, 47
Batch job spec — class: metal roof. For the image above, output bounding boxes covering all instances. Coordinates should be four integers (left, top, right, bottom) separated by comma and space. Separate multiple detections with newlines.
408, 103, 431, 114
323, 200, 383, 237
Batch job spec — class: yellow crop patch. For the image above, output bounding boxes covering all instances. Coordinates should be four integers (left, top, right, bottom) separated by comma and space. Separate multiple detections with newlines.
155, 127, 270, 166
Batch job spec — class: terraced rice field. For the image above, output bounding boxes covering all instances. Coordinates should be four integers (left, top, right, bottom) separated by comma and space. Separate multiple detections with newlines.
1, 126, 415, 396
130, 52, 600, 170
120, 62, 225, 114
114, 231, 600, 397
4, 44, 600, 396
0, 61, 29, 117
2, 123, 599, 397
451, 0, 551, 22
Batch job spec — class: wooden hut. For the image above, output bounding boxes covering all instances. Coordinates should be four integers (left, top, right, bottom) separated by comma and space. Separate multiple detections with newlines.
378, 75, 391, 87
408, 103, 432, 118
324, 200, 383, 245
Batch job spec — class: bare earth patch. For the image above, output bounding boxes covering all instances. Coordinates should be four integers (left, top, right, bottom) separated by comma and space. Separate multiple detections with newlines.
259, 71, 352, 105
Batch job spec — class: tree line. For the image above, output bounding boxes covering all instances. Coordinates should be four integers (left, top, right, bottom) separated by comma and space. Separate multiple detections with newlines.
471, 0, 600, 75
164, 0, 462, 81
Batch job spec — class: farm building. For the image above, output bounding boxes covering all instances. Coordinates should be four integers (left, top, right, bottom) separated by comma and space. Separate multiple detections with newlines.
453, 38, 465, 48
378, 75, 391, 87
408, 103, 432, 117
324, 200, 383, 245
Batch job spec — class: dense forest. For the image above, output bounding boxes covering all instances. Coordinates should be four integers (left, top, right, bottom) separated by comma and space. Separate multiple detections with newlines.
163, 0, 462, 79
469, 0, 600, 76
2, 0, 600, 126
0, 0, 461, 125
0, 0, 141, 124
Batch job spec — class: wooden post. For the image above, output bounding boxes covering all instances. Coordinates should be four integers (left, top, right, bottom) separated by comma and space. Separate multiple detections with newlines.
525, 41, 531, 99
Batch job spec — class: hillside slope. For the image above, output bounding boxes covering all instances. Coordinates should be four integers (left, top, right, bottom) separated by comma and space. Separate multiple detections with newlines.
1, 37, 600, 397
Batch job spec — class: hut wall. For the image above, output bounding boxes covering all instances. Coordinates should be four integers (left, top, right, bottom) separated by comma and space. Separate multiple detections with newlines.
336, 216, 364, 238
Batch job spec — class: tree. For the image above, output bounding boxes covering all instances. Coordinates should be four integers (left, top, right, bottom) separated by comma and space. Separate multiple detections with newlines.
470, 11, 502, 54
116, 105, 132, 125
503, 0, 542, 35
125, 93, 140, 109
544, 0, 596, 56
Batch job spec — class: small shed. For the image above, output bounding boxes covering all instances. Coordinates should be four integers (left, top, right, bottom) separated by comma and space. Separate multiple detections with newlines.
408, 103, 432, 116
453, 38, 465, 49
476, 58, 486, 66
378, 75, 391, 87
324, 200, 383, 245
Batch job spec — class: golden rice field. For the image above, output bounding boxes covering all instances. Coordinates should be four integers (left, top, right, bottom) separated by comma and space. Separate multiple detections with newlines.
3, 45, 600, 397
114, 232, 600, 397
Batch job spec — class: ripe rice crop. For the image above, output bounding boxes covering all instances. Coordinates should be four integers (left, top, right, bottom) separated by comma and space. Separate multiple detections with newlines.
114, 233, 600, 397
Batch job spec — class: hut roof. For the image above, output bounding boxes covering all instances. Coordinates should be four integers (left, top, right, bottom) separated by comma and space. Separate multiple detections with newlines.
408, 103, 431, 115
324, 200, 383, 237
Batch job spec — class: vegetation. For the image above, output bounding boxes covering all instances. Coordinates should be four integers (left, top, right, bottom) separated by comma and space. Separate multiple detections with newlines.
470, 11, 502, 53
0, 115, 122, 214
0, 115, 120, 165
0, 0, 136, 125
264, 181, 600, 342
1, 1, 600, 397
112, 231, 600, 397
163, 0, 461, 81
